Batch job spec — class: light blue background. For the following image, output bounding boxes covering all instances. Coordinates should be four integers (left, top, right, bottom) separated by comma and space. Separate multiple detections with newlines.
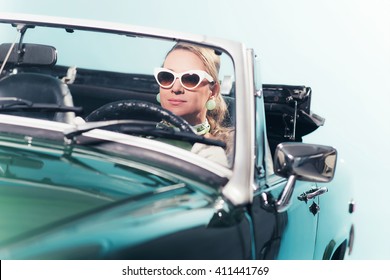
2, 0, 389, 259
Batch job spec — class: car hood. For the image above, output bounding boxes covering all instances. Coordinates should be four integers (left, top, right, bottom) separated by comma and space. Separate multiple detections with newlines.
0, 130, 223, 259
0, 172, 217, 259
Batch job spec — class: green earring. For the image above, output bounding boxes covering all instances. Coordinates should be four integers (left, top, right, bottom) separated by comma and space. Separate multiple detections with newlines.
156, 93, 161, 103
206, 99, 216, 110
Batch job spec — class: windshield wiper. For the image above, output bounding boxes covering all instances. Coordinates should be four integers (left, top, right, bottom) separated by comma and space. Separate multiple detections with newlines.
64, 120, 226, 148
0, 97, 83, 113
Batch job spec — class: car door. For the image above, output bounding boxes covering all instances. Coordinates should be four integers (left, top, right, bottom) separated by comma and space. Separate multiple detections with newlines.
251, 173, 320, 259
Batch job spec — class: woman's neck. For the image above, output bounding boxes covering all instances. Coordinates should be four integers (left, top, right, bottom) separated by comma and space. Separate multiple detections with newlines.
192, 118, 210, 135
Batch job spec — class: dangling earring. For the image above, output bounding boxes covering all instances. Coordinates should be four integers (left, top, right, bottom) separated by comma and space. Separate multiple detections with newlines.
206, 99, 216, 110
156, 93, 161, 103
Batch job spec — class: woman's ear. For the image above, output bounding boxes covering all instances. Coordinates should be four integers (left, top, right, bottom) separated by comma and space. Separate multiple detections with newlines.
210, 82, 220, 97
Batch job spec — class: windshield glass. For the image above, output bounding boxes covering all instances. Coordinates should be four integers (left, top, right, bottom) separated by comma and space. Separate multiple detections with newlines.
0, 20, 236, 168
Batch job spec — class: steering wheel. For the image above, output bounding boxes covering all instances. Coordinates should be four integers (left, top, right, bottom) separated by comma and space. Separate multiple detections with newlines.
85, 100, 194, 133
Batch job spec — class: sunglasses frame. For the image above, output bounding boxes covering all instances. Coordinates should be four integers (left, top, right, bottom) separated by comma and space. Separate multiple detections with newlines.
154, 67, 214, 90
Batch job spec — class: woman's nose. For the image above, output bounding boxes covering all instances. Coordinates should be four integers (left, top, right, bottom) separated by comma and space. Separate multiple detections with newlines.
171, 78, 183, 93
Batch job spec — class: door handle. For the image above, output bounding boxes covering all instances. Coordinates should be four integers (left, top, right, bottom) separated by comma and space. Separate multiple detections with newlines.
297, 186, 328, 203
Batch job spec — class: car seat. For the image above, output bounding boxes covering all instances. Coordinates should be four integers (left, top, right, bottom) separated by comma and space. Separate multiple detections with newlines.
0, 72, 75, 123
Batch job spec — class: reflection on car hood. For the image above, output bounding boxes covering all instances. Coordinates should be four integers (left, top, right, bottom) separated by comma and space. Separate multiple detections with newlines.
0, 136, 220, 258
0, 180, 216, 259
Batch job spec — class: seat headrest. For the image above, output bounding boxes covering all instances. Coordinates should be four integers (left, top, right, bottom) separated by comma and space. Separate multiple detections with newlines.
0, 73, 75, 122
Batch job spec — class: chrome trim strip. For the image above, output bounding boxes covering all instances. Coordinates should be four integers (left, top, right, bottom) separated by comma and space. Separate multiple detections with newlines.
0, 115, 232, 178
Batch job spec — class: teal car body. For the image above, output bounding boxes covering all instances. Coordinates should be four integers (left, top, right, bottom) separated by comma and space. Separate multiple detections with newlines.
0, 13, 354, 259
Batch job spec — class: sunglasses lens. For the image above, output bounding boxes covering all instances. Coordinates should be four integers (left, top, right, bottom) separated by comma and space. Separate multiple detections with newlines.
181, 73, 200, 89
157, 71, 175, 87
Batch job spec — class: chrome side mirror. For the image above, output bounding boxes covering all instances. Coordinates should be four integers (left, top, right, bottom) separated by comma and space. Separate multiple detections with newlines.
274, 142, 337, 182
273, 142, 337, 212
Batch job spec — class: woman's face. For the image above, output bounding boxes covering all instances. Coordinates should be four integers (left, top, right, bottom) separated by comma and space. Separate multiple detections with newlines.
159, 49, 214, 125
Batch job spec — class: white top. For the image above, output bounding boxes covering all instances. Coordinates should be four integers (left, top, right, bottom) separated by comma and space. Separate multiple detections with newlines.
191, 143, 229, 167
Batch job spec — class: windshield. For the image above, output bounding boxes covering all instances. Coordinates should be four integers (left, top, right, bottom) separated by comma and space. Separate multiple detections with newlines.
0, 21, 236, 169
0, 20, 235, 167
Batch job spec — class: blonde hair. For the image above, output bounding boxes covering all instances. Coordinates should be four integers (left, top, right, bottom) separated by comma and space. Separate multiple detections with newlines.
166, 42, 234, 154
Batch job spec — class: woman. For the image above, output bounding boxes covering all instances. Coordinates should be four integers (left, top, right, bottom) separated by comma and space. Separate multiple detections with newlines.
154, 43, 233, 167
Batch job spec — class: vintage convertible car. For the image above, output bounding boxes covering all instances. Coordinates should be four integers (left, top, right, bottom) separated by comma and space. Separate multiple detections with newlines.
0, 13, 354, 259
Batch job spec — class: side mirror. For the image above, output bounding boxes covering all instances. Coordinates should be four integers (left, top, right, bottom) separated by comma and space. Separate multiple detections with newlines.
273, 142, 337, 212
274, 142, 337, 182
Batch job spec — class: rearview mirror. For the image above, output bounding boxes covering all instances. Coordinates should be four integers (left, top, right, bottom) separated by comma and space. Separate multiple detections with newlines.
0, 43, 57, 66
